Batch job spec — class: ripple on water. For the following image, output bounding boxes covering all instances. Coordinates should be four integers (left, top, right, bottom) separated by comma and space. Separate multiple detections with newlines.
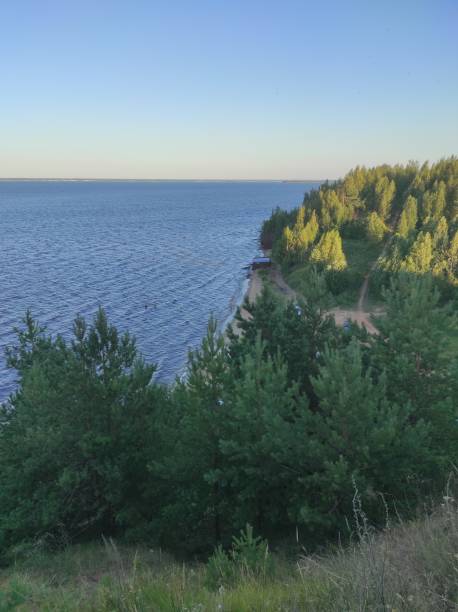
0, 180, 320, 399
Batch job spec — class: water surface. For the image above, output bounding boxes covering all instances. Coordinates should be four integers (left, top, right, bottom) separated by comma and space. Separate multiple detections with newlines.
0, 180, 319, 398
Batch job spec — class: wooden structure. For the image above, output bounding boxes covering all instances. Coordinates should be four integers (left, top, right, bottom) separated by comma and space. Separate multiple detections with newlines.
252, 256, 271, 270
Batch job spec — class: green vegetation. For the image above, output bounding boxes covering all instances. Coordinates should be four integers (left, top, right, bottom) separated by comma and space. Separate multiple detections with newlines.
1, 498, 457, 610
1, 275, 457, 555
263, 157, 458, 304
0, 158, 457, 609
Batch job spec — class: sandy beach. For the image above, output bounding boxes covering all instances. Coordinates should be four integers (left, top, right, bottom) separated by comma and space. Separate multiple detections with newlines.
227, 260, 380, 337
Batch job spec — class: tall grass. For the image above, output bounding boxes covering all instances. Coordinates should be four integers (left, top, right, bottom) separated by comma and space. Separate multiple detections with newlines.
0, 496, 457, 611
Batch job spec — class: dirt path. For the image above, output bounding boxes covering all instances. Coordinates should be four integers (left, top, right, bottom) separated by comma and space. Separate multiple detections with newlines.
270, 266, 297, 300
328, 262, 379, 334
347, 223, 400, 333
231, 235, 392, 337
248, 264, 379, 335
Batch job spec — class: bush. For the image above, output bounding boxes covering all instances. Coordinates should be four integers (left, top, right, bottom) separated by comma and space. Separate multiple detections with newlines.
206, 524, 272, 588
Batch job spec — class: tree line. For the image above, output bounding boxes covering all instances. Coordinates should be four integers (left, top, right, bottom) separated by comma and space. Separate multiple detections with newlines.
262, 157, 458, 298
0, 271, 456, 558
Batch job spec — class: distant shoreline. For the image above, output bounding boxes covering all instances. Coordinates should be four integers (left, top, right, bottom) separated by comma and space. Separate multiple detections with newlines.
0, 178, 328, 183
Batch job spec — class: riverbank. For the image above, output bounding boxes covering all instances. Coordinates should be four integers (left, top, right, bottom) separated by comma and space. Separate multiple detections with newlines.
229, 259, 381, 337
225, 269, 263, 337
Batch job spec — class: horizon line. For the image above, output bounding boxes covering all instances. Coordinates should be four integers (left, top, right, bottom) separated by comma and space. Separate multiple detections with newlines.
0, 177, 329, 183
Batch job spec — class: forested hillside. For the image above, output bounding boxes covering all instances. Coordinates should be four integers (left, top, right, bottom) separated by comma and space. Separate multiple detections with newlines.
262, 158, 458, 302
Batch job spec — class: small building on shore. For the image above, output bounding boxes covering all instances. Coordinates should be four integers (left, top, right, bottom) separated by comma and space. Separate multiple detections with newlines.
252, 256, 271, 270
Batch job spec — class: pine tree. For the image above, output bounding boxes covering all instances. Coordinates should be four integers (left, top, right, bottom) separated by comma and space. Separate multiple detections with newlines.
319, 190, 346, 228
0, 308, 158, 548
432, 216, 449, 252
283, 226, 295, 253
218, 338, 307, 533
447, 230, 458, 275
296, 210, 319, 253
366, 211, 386, 242
370, 275, 458, 475
397, 195, 417, 238
311, 229, 347, 270
306, 341, 432, 527
431, 181, 447, 222
402, 231, 433, 273
421, 181, 447, 224
153, 318, 233, 552
375, 177, 396, 220
294, 206, 306, 232
344, 174, 360, 200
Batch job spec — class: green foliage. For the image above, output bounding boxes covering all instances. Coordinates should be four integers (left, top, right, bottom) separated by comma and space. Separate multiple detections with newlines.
310, 229, 347, 270
432, 216, 449, 252
366, 211, 386, 242
279, 209, 319, 264
1, 157, 457, 568
206, 524, 272, 588
401, 231, 433, 273
308, 341, 432, 526
267, 157, 458, 298
371, 275, 458, 474
397, 194, 418, 238
0, 581, 28, 611
150, 318, 234, 553
374, 176, 396, 220
1, 492, 458, 611
0, 308, 160, 550
260, 206, 295, 249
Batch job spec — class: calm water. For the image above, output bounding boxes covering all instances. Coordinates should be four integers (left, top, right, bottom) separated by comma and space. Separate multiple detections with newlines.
0, 180, 319, 398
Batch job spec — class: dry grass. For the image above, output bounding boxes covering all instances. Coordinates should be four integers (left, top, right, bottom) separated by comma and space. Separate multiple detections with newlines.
0, 496, 457, 611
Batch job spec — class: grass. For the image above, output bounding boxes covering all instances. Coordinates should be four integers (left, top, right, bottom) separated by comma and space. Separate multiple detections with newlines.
258, 269, 291, 304
342, 238, 383, 276
1, 498, 457, 611
284, 238, 385, 309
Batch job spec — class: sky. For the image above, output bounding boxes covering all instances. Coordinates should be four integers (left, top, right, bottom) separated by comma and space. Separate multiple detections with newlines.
0, 0, 457, 180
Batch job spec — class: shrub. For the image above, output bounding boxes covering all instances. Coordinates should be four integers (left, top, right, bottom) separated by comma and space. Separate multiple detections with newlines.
206, 524, 272, 588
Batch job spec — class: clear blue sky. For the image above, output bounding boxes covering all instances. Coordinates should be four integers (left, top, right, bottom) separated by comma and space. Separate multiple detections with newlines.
1, 0, 457, 179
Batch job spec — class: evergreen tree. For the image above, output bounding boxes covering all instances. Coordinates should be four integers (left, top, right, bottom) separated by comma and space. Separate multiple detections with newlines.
397, 195, 417, 238
228, 286, 338, 397
402, 231, 433, 273
153, 318, 233, 552
283, 225, 295, 253
447, 230, 458, 275
366, 211, 386, 242
370, 275, 458, 473
319, 190, 346, 228
343, 174, 360, 201
303, 341, 432, 531
421, 181, 447, 223
432, 216, 449, 253
0, 309, 158, 548
311, 229, 347, 270
375, 177, 396, 220
218, 338, 307, 534
294, 206, 305, 232
301, 210, 319, 248
431, 181, 447, 222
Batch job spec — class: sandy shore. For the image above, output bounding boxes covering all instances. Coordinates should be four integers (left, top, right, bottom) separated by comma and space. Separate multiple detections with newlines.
225, 270, 263, 337
227, 261, 380, 338
226, 259, 298, 338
